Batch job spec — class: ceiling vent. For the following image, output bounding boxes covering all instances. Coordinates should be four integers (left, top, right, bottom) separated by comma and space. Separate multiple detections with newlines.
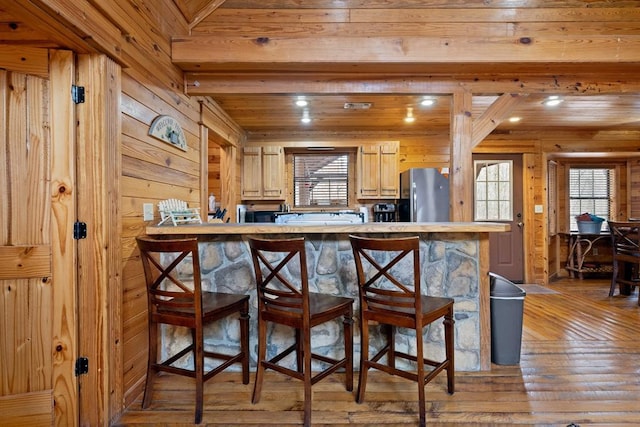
344, 102, 373, 110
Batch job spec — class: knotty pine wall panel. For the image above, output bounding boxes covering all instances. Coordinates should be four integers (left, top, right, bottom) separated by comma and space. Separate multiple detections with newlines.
112, 0, 205, 413
120, 69, 202, 409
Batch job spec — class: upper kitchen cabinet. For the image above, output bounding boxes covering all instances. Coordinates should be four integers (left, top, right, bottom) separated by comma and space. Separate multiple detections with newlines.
357, 142, 399, 199
242, 146, 285, 200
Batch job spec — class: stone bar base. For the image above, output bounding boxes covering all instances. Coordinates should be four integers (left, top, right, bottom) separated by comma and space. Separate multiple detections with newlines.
159, 232, 485, 372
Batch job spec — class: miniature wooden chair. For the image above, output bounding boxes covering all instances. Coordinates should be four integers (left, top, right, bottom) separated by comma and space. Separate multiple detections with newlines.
349, 234, 455, 427
158, 198, 202, 226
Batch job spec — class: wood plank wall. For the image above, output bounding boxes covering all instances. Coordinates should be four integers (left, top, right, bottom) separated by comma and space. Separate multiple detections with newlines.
95, 0, 238, 420
120, 68, 201, 424
108, 1, 245, 419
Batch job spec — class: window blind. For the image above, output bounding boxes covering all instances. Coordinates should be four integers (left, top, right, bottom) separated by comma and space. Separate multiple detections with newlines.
293, 154, 349, 207
568, 167, 613, 231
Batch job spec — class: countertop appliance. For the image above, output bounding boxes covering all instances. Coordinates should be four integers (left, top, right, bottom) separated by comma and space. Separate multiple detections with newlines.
274, 211, 364, 225
373, 203, 396, 222
398, 168, 450, 222
244, 210, 278, 223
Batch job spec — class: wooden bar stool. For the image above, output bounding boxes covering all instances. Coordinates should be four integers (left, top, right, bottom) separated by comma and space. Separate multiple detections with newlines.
608, 221, 640, 303
136, 236, 250, 424
248, 236, 354, 427
349, 235, 455, 427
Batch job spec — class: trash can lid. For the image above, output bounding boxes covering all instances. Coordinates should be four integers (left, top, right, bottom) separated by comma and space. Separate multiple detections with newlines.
489, 272, 526, 298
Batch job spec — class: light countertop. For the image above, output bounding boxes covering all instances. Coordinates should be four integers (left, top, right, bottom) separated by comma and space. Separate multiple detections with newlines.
146, 221, 510, 236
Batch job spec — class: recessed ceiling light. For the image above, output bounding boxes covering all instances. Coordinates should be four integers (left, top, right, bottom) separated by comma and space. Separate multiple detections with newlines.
543, 96, 563, 107
295, 96, 308, 107
301, 109, 311, 124
420, 97, 435, 107
404, 107, 415, 123
509, 116, 521, 123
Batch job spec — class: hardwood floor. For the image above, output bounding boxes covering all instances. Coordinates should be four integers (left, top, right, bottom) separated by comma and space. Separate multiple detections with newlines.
113, 278, 640, 426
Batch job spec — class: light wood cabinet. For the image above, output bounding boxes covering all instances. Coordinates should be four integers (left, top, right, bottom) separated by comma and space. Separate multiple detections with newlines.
241, 146, 285, 200
357, 142, 399, 199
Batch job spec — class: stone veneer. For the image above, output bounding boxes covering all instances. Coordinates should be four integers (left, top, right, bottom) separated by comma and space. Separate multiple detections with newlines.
162, 232, 482, 373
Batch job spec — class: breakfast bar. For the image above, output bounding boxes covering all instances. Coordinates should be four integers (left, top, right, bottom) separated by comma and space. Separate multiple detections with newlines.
146, 221, 509, 372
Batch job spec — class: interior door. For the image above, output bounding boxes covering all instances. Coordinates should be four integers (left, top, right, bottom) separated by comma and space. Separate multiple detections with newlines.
0, 52, 78, 426
473, 154, 525, 282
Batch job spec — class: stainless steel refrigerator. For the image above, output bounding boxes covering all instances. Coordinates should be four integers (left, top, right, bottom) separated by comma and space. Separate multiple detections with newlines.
398, 168, 450, 222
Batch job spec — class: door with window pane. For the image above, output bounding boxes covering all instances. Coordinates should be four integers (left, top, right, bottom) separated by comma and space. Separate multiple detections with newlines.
473, 154, 524, 282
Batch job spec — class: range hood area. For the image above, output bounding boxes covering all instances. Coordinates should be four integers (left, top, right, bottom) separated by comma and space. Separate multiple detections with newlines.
274, 211, 364, 225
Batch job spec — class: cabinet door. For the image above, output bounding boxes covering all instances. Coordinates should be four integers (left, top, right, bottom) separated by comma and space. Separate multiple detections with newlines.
379, 142, 399, 197
261, 146, 285, 199
358, 145, 380, 198
241, 146, 262, 199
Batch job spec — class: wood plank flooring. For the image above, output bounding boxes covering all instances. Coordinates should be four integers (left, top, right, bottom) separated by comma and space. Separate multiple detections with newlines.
113, 278, 640, 426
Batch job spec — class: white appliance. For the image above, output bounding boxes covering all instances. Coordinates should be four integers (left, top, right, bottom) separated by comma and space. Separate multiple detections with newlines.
274, 211, 364, 225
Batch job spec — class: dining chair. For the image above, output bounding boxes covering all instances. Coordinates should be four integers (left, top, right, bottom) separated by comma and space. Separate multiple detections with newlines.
248, 236, 354, 427
349, 234, 455, 427
135, 236, 250, 424
608, 221, 640, 304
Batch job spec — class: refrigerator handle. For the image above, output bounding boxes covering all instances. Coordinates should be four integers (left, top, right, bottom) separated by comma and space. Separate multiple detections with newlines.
412, 182, 417, 221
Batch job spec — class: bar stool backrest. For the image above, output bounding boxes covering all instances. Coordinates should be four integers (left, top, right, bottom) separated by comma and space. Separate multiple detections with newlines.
350, 235, 423, 328
137, 236, 203, 319
249, 237, 310, 321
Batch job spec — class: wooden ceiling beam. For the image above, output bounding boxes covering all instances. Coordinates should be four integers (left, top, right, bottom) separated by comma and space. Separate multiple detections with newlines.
184, 73, 640, 96
3, 0, 124, 65
0, 45, 49, 78
472, 93, 529, 147
189, 0, 228, 31
172, 35, 640, 71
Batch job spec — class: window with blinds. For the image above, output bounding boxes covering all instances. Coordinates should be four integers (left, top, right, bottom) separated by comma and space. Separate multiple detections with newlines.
568, 167, 614, 231
293, 153, 349, 207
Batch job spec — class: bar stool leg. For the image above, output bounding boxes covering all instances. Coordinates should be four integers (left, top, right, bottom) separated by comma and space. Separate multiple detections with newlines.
252, 317, 267, 404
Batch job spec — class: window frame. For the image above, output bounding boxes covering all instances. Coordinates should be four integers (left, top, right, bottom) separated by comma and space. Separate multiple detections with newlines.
291, 151, 351, 209
567, 165, 615, 232
473, 159, 514, 222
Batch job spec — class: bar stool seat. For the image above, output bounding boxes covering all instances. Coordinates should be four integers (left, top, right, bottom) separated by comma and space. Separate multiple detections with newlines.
349, 234, 455, 427
248, 236, 354, 427
136, 236, 250, 424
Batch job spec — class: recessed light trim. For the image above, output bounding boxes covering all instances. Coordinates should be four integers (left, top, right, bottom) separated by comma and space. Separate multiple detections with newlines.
420, 97, 435, 107
543, 96, 563, 107
295, 96, 308, 107
404, 107, 415, 123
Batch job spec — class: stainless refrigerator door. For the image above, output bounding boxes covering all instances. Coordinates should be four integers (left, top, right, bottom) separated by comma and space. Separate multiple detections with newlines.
401, 168, 449, 222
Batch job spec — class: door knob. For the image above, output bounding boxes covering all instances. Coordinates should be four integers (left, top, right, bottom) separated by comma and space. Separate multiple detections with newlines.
517, 222, 524, 228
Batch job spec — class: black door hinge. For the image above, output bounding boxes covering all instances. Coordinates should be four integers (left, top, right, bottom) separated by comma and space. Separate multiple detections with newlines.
75, 357, 89, 376
72, 85, 85, 104
73, 221, 87, 240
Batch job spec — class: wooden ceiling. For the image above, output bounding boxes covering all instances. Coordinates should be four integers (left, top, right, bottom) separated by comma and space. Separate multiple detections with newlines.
205, 93, 640, 135
172, 0, 640, 137
2, 0, 639, 137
